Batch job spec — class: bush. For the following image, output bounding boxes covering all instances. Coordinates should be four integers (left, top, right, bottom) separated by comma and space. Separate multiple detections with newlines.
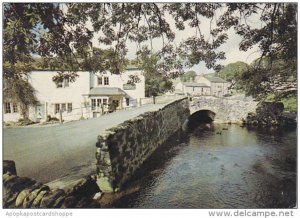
50, 117, 60, 122
17, 118, 35, 126
224, 93, 232, 97
281, 95, 297, 112
46, 115, 60, 122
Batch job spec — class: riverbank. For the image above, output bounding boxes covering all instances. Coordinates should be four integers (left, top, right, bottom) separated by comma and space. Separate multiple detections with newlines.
243, 101, 297, 127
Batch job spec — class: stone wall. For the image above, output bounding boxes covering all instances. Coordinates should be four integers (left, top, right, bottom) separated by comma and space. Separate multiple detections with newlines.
3, 160, 101, 208
189, 96, 258, 123
95, 98, 190, 192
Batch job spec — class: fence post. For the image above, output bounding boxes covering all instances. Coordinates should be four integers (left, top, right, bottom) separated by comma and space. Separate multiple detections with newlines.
44, 102, 48, 121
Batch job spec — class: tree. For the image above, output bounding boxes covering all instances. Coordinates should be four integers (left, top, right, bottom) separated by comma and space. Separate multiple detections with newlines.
239, 58, 297, 100
3, 3, 92, 118
4, 3, 297, 102
180, 71, 196, 82
215, 3, 297, 99
145, 75, 173, 97
134, 47, 173, 97
216, 61, 249, 90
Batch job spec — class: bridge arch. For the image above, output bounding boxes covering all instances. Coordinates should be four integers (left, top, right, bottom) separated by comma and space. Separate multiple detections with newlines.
183, 109, 216, 132
189, 96, 258, 124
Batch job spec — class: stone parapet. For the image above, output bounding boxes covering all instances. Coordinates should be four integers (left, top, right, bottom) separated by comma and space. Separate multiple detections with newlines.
3, 160, 100, 208
95, 98, 190, 192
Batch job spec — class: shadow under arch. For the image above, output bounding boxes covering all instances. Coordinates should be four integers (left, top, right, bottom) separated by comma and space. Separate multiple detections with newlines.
183, 110, 216, 132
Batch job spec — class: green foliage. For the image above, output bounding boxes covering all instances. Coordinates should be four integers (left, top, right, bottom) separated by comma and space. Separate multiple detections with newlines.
239, 58, 297, 100
4, 3, 297, 79
266, 93, 297, 112
145, 76, 173, 97
281, 95, 297, 112
3, 78, 38, 119
3, 3, 297, 105
17, 118, 36, 126
220, 3, 297, 99
216, 61, 249, 90
180, 71, 196, 82
134, 47, 174, 97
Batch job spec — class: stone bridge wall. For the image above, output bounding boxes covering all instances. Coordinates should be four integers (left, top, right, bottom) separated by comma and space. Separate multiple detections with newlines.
95, 98, 190, 192
190, 96, 258, 123
3, 160, 101, 208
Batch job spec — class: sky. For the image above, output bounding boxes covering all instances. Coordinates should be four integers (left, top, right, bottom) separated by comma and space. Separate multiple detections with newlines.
88, 3, 262, 75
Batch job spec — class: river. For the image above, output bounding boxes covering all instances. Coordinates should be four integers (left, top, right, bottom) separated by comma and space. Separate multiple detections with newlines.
110, 124, 297, 208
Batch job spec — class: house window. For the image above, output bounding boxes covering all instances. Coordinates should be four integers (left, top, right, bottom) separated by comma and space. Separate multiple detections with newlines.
103, 99, 108, 105
126, 98, 130, 106
55, 104, 60, 113
97, 99, 102, 107
4, 102, 11, 114
12, 103, 18, 113
104, 77, 109, 85
97, 77, 103, 85
67, 103, 72, 112
56, 79, 69, 88
91, 99, 96, 110
61, 103, 66, 112
55, 103, 72, 113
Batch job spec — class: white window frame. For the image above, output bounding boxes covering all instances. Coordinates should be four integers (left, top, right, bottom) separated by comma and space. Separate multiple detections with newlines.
56, 78, 70, 88
55, 104, 60, 113
67, 103, 72, 113
61, 103, 66, 112
97, 77, 103, 86
104, 77, 109, 85
55, 103, 72, 114
91, 97, 108, 111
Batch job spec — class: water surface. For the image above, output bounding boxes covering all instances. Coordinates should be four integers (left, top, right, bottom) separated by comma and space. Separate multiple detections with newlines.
112, 124, 297, 208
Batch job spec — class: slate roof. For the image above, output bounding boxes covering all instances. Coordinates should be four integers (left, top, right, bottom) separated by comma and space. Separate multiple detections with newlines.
183, 82, 210, 87
204, 76, 227, 83
89, 87, 127, 96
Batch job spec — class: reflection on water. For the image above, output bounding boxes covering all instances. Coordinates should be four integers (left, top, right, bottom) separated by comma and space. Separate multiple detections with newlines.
112, 124, 297, 208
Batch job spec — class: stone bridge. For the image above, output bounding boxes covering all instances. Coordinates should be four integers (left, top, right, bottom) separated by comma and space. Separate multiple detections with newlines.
189, 96, 258, 124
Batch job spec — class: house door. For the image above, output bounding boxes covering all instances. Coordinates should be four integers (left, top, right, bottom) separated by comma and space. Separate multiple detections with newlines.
36, 105, 44, 119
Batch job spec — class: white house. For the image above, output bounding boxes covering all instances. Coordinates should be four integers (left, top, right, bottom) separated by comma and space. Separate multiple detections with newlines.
174, 81, 211, 96
175, 74, 229, 97
196, 75, 229, 97
3, 68, 145, 122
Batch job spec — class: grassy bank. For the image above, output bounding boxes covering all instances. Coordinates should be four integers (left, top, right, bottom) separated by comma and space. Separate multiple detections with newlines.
266, 94, 297, 112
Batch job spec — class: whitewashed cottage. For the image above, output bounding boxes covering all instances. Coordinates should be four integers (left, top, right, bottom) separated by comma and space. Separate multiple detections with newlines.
3, 67, 145, 122
175, 74, 229, 97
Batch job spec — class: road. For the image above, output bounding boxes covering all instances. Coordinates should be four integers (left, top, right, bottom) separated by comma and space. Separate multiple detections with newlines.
3, 103, 167, 187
